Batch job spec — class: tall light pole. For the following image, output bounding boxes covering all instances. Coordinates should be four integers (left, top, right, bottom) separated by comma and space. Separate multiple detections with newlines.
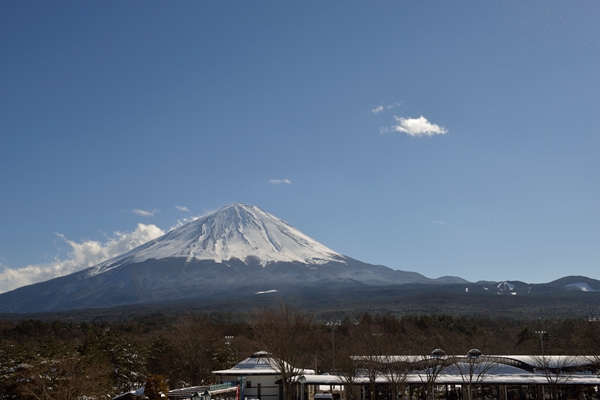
224, 336, 235, 368
372, 333, 382, 356
535, 330, 547, 400
327, 321, 341, 373
535, 331, 546, 356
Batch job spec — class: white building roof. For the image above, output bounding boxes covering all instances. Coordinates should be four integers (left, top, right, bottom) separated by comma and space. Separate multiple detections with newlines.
297, 355, 600, 386
213, 351, 315, 376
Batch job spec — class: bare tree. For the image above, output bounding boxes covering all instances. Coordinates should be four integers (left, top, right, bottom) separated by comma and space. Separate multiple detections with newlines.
335, 330, 363, 400
532, 355, 578, 400
414, 349, 450, 400
382, 322, 413, 400
16, 356, 111, 400
449, 350, 498, 400
254, 304, 318, 400
356, 354, 381, 400
380, 355, 411, 400
584, 353, 600, 392
580, 321, 600, 380
352, 323, 384, 400
530, 330, 579, 400
145, 374, 170, 400
172, 314, 220, 386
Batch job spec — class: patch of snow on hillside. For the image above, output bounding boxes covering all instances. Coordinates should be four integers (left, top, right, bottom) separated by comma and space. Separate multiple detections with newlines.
256, 290, 278, 295
566, 283, 594, 292
497, 281, 515, 291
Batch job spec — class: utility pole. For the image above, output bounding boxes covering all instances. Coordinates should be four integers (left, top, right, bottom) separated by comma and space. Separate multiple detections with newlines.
372, 333, 382, 356
535, 331, 546, 357
535, 330, 547, 400
327, 321, 341, 373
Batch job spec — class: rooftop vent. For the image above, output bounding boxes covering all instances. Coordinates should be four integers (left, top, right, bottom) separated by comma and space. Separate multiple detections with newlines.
431, 349, 446, 358
467, 349, 482, 359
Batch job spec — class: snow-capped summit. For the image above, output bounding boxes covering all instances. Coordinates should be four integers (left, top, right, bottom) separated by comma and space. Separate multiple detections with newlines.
2, 204, 595, 315
0, 203, 454, 313
91, 203, 345, 275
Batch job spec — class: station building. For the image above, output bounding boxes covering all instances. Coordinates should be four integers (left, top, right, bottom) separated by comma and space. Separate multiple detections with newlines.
210, 350, 600, 400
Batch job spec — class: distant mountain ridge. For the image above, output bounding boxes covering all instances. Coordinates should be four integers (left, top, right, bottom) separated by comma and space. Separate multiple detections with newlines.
0, 203, 596, 314
0, 203, 462, 313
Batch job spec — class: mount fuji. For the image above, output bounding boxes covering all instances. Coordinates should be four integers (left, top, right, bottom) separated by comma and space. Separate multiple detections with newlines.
90, 203, 346, 276
0, 203, 464, 313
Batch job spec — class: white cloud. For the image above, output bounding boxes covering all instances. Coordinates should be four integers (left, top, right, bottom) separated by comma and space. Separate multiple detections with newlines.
373, 102, 403, 115
175, 205, 190, 212
133, 208, 159, 217
432, 220, 447, 225
392, 116, 448, 136
372, 105, 384, 114
170, 215, 202, 231
0, 224, 165, 293
269, 178, 291, 185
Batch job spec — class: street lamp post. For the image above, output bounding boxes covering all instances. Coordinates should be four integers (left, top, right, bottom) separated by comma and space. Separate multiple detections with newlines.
372, 333, 382, 356
535, 331, 547, 400
535, 331, 546, 356
326, 321, 341, 373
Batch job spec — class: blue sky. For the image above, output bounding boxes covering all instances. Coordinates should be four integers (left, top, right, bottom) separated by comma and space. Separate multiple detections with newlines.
0, 1, 598, 292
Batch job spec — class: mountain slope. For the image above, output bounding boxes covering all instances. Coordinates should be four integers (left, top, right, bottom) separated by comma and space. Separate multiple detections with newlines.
89, 203, 346, 276
0, 203, 594, 315
0, 203, 452, 313
0, 256, 448, 313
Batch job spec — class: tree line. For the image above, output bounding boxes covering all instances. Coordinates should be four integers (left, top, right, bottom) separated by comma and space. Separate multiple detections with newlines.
1, 305, 599, 399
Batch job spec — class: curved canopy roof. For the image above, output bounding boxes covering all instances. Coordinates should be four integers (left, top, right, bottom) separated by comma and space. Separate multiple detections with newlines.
213, 351, 315, 376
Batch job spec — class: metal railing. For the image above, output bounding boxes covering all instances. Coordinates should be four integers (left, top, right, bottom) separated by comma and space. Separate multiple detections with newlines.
210, 382, 233, 391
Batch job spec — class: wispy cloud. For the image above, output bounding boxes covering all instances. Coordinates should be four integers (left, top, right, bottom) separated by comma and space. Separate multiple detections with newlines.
175, 205, 190, 212
269, 178, 291, 185
0, 224, 165, 293
133, 208, 159, 217
392, 116, 448, 137
169, 208, 221, 231
170, 215, 201, 231
432, 220, 447, 225
373, 102, 403, 114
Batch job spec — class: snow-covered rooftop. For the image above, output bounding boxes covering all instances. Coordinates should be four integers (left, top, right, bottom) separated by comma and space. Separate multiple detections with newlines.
213, 351, 315, 376
336, 354, 600, 386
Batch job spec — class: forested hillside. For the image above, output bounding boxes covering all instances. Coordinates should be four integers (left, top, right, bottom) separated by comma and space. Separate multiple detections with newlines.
1, 306, 599, 399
